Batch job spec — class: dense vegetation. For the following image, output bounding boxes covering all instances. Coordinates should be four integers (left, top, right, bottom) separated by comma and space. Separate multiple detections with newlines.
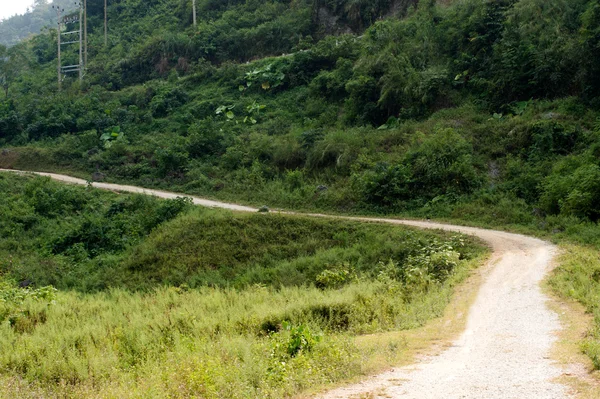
1, 0, 599, 227
0, 173, 485, 397
2, 0, 600, 393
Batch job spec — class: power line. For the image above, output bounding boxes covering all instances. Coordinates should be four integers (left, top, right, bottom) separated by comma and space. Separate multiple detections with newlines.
54, 2, 85, 89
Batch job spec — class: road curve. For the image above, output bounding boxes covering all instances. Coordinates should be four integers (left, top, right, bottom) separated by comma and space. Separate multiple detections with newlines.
0, 169, 569, 398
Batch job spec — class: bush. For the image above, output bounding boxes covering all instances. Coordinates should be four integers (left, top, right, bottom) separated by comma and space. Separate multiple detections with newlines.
353, 162, 412, 208
0, 282, 57, 328
315, 264, 355, 289
275, 321, 322, 357
24, 179, 89, 217
187, 119, 225, 158
406, 128, 483, 198
150, 87, 189, 118
540, 162, 600, 220
154, 147, 189, 177
527, 121, 580, 161
354, 128, 483, 208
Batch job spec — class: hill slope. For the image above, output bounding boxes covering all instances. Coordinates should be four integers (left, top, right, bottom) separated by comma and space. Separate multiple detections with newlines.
0, 171, 488, 397
2, 0, 600, 392
1, 0, 599, 228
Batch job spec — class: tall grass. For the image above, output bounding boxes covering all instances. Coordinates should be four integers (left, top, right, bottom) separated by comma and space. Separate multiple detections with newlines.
549, 245, 600, 369
0, 173, 488, 397
0, 256, 485, 398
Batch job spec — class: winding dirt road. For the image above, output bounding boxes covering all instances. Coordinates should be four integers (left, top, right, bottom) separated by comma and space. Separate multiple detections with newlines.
0, 169, 571, 398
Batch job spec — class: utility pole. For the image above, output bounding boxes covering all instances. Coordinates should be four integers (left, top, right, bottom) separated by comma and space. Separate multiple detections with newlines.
52, 5, 63, 90
79, 2, 83, 81
57, 3, 84, 86
84, 0, 87, 66
192, 0, 197, 27
104, 0, 108, 46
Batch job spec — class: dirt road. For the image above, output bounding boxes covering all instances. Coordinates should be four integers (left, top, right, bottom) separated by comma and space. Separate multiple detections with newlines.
315, 222, 568, 399
0, 169, 570, 398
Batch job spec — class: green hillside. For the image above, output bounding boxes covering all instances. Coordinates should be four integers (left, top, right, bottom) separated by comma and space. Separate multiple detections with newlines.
2, 0, 600, 395
0, 173, 485, 397
1, 0, 599, 227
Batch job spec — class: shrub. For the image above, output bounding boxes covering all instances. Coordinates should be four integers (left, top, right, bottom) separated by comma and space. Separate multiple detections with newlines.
527, 121, 580, 161
272, 321, 322, 358
354, 128, 483, 208
353, 162, 412, 208
154, 147, 189, 177
405, 128, 483, 198
150, 87, 189, 118
0, 282, 57, 328
540, 162, 600, 221
187, 119, 225, 158
284, 169, 304, 191
315, 264, 356, 289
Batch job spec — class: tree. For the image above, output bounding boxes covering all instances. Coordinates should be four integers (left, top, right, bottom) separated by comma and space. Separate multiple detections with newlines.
0, 44, 30, 98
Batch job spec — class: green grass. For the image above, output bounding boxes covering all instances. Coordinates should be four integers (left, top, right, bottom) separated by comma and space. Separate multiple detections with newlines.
6, 125, 600, 380
2, 0, 600, 391
0, 173, 488, 398
120, 208, 483, 290
0, 268, 486, 399
549, 245, 600, 370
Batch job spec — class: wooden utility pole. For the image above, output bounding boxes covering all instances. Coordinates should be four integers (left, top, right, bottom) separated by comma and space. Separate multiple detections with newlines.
104, 0, 108, 46
192, 0, 197, 27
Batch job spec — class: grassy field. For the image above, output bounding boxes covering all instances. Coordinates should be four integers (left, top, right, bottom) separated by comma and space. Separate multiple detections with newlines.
550, 246, 600, 370
0, 173, 487, 398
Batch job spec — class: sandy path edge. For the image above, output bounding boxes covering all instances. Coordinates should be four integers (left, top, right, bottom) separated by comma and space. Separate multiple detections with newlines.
0, 169, 572, 398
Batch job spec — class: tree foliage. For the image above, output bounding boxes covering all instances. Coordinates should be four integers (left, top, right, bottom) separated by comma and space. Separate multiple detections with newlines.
1, 0, 600, 224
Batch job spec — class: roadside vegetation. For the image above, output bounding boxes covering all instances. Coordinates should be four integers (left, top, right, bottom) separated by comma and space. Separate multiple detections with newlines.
0, 173, 486, 397
550, 246, 600, 371
2, 0, 600, 391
